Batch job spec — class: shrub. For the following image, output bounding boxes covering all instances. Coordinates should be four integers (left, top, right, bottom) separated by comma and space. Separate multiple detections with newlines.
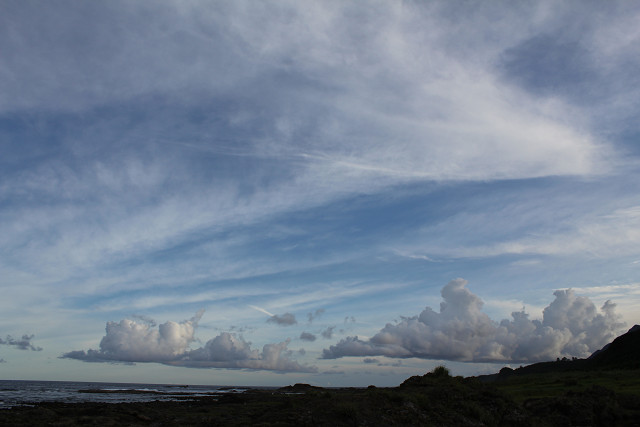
431, 365, 450, 378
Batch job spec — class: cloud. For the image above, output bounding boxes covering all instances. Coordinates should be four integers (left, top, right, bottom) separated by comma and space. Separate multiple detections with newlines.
0, 2, 612, 184
0, 335, 43, 351
0, 0, 625, 321
131, 314, 157, 327
566, 283, 640, 302
176, 334, 316, 373
450, 205, 640, 259
300, 332, 317, 342
267, 313, 297, 326
249, 305, 274, 317
2, 0, 639, 384
63, 311, 202, 363
0, 334, 42, 351
321, 326, 336, 339
62, 312, 315, 372
307, 308, 325, 323
322, 279, 625, 363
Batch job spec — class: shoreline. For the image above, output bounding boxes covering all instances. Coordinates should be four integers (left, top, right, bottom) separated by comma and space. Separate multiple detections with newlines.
2, 375, 640, 426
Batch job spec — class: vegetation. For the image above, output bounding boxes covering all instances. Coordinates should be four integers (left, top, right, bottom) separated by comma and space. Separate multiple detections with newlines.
492, 369, 640, 403
431, 364, 450, 378
3, 368, 639, 426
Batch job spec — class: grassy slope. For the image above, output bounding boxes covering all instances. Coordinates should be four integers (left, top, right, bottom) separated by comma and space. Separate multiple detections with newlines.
492, 369, 640, 403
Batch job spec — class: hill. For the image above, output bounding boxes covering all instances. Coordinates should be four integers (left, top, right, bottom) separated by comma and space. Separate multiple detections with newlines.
480, 324, 640, 381
588, 324, 640, 369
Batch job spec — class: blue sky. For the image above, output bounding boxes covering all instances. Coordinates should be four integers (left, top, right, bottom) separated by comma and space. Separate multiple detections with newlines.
1, 1, 639, 387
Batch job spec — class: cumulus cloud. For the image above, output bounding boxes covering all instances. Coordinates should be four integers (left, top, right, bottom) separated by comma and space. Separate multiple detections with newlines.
300, 332, 317, 342
62, 311, 315, 372
0, 334, 42, 351
131, 314, 157, 327
63, 311, 202, 363
267, 313, 297, 326
175, 334, 316, 373
323, 279, 625, 363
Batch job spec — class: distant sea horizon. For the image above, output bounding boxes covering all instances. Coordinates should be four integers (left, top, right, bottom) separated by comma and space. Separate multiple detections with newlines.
0, 379, 269, 408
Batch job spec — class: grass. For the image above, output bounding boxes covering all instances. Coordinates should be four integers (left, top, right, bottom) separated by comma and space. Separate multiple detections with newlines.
493, 369, 640, 403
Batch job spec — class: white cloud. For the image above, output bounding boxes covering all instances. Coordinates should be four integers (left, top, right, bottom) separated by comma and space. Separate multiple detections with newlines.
248, 305, 274, 317
178, 334, 315, 373
569, 283, 640, 298
323, 279, 625, 363
465, 206, 640, 258
0, 0, 622, 306
560, 283, 640, 327
63, 311, 203, 363
1, 1, 612, 180
62, 311, 315, 373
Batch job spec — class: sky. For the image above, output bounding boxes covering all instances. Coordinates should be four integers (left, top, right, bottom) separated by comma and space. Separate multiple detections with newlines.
1, 0, 640, 387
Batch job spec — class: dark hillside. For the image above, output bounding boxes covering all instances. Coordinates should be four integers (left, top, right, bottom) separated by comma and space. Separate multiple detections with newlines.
588, 325, 640, 369
481, 325, 640, 381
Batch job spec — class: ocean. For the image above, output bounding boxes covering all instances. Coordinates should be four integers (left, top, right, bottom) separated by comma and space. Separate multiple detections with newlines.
0, 380, 256, 408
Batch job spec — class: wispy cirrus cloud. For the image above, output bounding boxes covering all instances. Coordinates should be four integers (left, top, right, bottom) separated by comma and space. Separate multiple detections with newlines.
0, 1, 623, 309
453, 206, 640, 259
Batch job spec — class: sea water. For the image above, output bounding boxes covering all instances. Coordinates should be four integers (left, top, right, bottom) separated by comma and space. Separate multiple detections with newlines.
0, 380, 253, 407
